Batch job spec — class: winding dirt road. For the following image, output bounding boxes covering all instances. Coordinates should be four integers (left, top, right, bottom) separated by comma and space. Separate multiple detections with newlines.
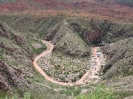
33, 40, 105, 86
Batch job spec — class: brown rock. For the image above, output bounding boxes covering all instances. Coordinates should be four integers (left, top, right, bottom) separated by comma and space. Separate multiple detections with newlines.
88, 27, 102, 44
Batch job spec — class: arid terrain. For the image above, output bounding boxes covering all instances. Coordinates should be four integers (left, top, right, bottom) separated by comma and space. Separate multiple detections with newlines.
0, 0, 133, 99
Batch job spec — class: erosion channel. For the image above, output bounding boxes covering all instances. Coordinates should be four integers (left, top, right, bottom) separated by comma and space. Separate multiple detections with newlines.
33, 40, 105, 86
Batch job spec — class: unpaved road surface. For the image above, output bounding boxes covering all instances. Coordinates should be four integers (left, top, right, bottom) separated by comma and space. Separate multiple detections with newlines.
33, 40, 105, 86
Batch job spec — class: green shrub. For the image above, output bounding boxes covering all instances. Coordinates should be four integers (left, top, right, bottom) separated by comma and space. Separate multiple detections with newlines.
75, 84, 117, 99
24, 92, 31, 99
0, 92, 31, 99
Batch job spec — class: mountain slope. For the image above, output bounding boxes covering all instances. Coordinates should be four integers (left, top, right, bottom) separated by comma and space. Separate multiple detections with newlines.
102, 37, 133, 79
0, 21, 30, 92
1, 0, 133, 22
45, 20, 90, 57
0, 1, 133, 98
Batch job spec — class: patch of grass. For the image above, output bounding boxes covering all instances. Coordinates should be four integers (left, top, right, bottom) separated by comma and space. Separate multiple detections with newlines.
33, 47, 47, 54
29, 71, 46, 83
0, 15, 19, 25
28, 29, 38, 34
115, 91, 133, 99
75, 84, 118, 99
0, 91, 31, 99
60, 86, 81, 96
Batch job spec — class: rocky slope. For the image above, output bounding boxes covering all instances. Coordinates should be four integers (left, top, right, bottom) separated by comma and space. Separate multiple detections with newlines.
101, 37, 133, 79
0, 20, 48, 96
0, 21, 28, 92
101, 37, 133, 98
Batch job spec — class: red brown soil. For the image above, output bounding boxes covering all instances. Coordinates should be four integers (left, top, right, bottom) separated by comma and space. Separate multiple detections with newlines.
1, 0, 133, 22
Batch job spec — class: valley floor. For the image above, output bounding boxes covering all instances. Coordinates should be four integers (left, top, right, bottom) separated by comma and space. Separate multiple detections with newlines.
33, 40, 105, 86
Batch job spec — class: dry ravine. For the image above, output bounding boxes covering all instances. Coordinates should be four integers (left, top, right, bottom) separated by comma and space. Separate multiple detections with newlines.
33, 40, 105, 86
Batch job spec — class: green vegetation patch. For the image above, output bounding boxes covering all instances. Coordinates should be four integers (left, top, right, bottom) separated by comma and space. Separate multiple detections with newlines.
75, 84, 118, 99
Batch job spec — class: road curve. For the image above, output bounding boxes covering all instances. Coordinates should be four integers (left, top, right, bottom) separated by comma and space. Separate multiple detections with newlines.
33, 40, 103, 86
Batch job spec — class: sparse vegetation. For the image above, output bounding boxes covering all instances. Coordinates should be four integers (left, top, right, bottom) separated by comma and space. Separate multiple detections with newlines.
0, 3, 133, 99
37, 52, 90, 82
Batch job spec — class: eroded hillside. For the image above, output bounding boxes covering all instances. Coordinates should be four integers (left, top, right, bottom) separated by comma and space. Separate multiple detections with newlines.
0, 13, 133, 98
